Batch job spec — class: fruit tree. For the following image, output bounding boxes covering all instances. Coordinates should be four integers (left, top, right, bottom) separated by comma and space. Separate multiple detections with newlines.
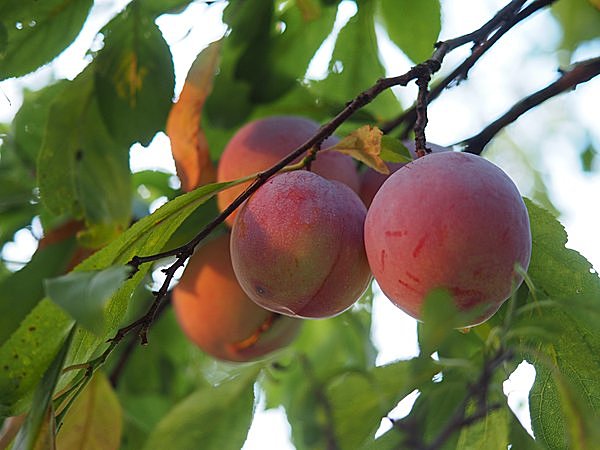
0, 1, 599, 449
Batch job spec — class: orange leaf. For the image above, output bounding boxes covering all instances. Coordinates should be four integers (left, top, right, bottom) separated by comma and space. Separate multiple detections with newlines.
329, 125, 389, 174
166, 40, 221, 191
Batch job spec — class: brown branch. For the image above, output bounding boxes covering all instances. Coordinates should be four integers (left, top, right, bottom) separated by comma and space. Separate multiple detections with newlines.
381, 0, 556, 137
390, 349, 513, 450
423, 349, 512, 450
462, 56, 600, 154
109, 292, 172, 387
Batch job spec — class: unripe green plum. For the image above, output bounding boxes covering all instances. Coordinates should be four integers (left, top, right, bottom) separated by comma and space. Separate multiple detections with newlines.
364, 152, 531, 326
231, 170, 372, 319
359, 141, 448, 207
173, 234, 301, 362
217, 116, 360, 226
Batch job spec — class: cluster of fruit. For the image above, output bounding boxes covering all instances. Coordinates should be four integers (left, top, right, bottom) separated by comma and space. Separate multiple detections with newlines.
173, 116, 532, 362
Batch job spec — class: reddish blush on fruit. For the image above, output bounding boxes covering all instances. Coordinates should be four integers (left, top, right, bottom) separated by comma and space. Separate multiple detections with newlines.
231, 170, 371, 319
364, 151, 531, 326
173, 234, 301, 362
217, 116, 359, 225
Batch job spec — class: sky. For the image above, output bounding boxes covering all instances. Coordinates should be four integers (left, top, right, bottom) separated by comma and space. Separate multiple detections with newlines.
1, 0, 599, 448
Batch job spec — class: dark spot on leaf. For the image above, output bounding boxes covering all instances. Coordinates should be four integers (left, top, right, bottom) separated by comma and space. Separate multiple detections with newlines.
75, 149, 83, 161
28, 326, 36, 332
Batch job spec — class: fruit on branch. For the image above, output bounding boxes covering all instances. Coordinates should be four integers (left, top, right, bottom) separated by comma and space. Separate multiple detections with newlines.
172, 234, 301, 362
359, 141, 449, 207
217, 115, 360, 226
231, 170, 372, 319
364, 152, 531, 327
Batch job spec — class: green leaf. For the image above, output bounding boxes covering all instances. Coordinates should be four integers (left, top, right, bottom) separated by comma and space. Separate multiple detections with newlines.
138, 0, 194, 17
326, 358, 437, 448
0, 237, 77, 345
143, 370, 257, 450
1, 182, 233, 416
418, 289, 482, 356
0, 300, 73, 416
263, 295, 377, 450
380, 136, 412, 163
56, 371, 122, 450
37, 70, 131, 243
11, 82, 68, 170
0, 0, 93, 80
552, 0, 600, 56
517, 200, 600, 449
95, 3, 175, 147
377, 0, 441, 63
456, 404, 509, 449
509, 410, 542, 449
60, 181, 236, 395
12, 328, 73, 450
45, 266, 132, 336
580, 144, 597, 172
309, 1, 401, 121
525, 199, 600, 299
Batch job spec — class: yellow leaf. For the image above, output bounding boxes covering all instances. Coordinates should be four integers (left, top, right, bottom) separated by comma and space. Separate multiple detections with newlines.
166, 40, 221, 192
329, 125, 389, 174
56, 372, 122, 450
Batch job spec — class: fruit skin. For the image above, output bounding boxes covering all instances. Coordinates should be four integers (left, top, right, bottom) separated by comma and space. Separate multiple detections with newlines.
173, 234, 301, 362
359, 141, 448, 207
217, 116, 360, 225
364, 151, 531, 326
231, 170, 372, 319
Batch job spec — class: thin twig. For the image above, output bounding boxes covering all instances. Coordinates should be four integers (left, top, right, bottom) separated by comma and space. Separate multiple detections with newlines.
381, 0, 556, 137
462, 56, 600, 154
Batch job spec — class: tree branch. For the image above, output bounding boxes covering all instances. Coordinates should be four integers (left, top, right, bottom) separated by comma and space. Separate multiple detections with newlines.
461, 57, 600, 154
381, 0, 557, 137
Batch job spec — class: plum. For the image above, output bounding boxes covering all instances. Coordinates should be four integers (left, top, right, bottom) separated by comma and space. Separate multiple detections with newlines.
364, 151, 531, 326
230, 170, 371, 319
217, 116, 360, 225
172, 233, 301, 362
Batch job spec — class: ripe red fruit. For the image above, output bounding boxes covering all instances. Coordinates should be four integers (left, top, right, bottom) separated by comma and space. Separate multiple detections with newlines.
173, 234, 301, 362
364, 152, 531, 326
231, 170, 372, 319
217, 116, 360, 225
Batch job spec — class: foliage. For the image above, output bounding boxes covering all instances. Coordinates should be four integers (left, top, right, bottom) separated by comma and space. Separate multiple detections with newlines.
0, 0, 599, 449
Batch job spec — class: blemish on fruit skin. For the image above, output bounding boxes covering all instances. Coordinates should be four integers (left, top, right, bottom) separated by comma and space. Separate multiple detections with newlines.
412, 235, 427, 258
255, 285, 267, 296
398, 279, 420, 293
405, 271, 420, 283
380, 249, 386, 271
385, 230, 407, 237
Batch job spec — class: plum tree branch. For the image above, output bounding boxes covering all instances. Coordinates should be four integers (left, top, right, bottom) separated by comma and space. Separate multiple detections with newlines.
462, 56, 600, 154
391, 348, 513, 450
381, 0, 557, 137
